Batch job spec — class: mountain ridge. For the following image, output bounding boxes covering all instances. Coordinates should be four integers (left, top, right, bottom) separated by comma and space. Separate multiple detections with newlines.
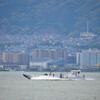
0, 0, 100, 37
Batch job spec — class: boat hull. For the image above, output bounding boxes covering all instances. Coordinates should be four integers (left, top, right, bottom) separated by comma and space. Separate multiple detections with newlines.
31, 76, 70, 81
23, 74, 85, 81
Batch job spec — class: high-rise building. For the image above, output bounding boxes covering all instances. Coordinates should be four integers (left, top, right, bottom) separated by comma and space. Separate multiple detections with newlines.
76, 49, 100, 67
19, 53, 30, 66
32, 49, 67, 60
2, 52, 29, 66
0, 54, 3, 62
67, 54, 76, 64
2, 52, 19, 63
76, 53, 81, 66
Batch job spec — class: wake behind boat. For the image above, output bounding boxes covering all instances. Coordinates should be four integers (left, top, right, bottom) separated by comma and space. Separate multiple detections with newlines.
23, 70, 85, 81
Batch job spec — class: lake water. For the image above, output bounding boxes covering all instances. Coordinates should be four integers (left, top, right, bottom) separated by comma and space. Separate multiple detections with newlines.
0, 72, 100, 100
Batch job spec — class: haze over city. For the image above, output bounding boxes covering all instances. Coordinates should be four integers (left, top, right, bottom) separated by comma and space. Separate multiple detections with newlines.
0, 0, 100, 71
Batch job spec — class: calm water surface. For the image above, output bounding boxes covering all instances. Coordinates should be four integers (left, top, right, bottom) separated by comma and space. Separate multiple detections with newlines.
0, 72, 100, 100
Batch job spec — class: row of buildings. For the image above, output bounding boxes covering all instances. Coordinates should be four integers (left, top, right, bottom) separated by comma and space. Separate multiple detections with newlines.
32, 49, 67, 60
76, 49, 100, 67
0, 52, 29, 70
0, 49, 100, 70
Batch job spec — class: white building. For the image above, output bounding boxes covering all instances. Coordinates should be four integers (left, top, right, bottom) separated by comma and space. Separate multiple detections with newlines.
80, 32, 97, 38
30, 58, 52, 69
76, 49, 100, 67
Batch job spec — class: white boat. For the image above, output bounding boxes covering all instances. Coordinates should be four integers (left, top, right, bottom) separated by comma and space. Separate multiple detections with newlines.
23, 70, 85, 81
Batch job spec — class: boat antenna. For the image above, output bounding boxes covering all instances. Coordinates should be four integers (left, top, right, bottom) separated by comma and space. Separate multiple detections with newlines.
49, 66, 55, 76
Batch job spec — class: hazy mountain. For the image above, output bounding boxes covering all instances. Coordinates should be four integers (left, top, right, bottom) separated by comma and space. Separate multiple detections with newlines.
0, 0, 100, 37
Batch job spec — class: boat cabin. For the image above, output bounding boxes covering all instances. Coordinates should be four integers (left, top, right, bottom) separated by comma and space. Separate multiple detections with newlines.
70, 70, 81, 76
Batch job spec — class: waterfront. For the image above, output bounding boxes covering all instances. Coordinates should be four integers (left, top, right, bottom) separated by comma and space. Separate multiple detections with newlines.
0, 72, 100, 100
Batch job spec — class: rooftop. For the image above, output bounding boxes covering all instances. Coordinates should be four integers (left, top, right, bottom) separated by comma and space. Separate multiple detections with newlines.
31, 58, 52, 62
